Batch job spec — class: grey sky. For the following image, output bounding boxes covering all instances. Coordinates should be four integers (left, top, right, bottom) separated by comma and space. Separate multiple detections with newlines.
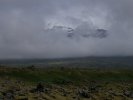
0, 0, 133, 58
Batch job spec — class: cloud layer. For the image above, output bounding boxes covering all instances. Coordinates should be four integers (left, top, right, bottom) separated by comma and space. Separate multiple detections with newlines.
0, 0, 133, 58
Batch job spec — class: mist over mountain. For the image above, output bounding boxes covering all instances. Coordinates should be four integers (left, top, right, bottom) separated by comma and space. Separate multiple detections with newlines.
0, 0, 133, 58
44, 25, 108, 39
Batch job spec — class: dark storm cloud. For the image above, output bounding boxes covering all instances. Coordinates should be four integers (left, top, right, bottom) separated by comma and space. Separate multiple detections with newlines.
0, 0, 133, 58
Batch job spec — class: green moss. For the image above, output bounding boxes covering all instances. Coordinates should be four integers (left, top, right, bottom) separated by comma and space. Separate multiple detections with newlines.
0, 67, 133, 84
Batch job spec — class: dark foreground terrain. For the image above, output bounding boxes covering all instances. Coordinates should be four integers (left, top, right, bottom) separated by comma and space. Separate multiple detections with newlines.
0, 66, 133, 100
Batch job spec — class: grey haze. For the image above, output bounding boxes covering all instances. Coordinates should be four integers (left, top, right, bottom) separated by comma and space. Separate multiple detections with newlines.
0, 0, 133, 58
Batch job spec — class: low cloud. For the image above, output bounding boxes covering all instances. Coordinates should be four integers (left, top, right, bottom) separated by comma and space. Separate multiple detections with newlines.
0, 0, 133, 58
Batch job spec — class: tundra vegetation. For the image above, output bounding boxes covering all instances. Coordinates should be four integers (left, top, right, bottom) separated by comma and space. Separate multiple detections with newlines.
0, 65, 133, 100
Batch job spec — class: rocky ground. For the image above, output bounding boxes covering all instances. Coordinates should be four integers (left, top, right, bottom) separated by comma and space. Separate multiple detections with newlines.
1, 78, 133, 100
0, 67, 133, 100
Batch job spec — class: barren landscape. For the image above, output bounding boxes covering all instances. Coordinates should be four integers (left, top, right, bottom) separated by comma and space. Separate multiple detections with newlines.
0, 63, 133, 100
